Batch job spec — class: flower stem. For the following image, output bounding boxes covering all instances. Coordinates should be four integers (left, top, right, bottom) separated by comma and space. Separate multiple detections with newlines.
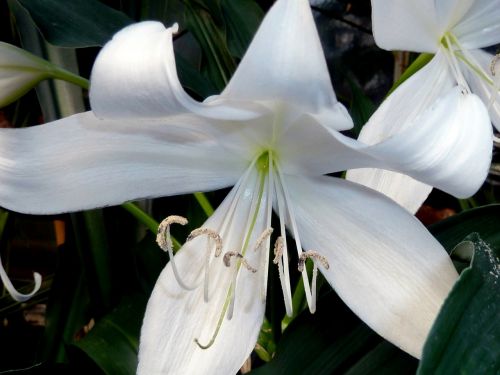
194, 192, 214, 217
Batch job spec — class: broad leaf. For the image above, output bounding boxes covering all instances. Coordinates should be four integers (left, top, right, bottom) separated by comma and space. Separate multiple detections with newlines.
69, 296, 147, 375
14, 0, 133, 47
220, 0, 263, 59
418, 234, 500, 374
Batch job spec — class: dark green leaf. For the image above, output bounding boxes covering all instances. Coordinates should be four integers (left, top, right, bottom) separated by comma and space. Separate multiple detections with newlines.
418, 234, 500, 374
220, 0, 263, 58
14, 0, 133, 47
69, 296, 148, 375
348, 77, 375, 137
252, 291, 416, 375
183, 0, 236, 90
429, 204, 500, 251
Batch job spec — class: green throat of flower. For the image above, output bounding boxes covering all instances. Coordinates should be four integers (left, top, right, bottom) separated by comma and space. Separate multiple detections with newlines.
155, 150, 330, 350
440, 32, 500, 101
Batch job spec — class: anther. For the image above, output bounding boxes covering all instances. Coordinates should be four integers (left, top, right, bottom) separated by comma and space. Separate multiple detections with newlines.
273, 236, 284, 264
491, 53, 499, 76
298, 251, 330, 272
223, 251, 257, 273
186, 227, 223, 257
156, 215, 187, 251
156, 215, 197, 291
254, 228, 273, 252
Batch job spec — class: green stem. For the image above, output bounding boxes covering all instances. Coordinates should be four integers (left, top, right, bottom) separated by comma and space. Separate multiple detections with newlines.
121, 202, 181, 250
194, 192, 214, 217
51, 68, 90, 90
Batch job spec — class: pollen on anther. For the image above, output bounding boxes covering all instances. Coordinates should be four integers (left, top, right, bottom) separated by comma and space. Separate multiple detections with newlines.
223, 251, 257, 273
298, 251, 330, 272
273, 236, 284, 264
156, 215, 188, 250
254, 228, 273, 252
491, 53, 499, 76
186, 228, 223, 257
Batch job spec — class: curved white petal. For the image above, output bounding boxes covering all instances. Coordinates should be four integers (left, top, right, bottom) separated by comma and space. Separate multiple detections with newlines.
0, 112, 252, 214
453, 0, 500, 49
435, 0, 475, 32
347, 52, 484, 212
220, 0, 351, 130
347, 52, 454, 212
286, 175, 458, 358
0, 256, 41, 302
370, 0, 440, 53
462, 49, 500, 132
367, 88, 493, 199
282, 88, 492, 211
138, 167, 269, 374
90, 22, 259, 121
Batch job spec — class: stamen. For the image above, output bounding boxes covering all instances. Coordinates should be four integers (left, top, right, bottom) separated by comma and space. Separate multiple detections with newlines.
186, 227, 223, 257
223, 251, 257, 273
274, 163, 314, 313
298, 251, 330, 272
272, 236, 293, 316
442, 34, 470, 92
156, 215, 197, 291
297, 251, 330, 314
185, 227, 223, 303
273, 236, 284, 264
490, 53, 499, 76
254, 228, 273, 252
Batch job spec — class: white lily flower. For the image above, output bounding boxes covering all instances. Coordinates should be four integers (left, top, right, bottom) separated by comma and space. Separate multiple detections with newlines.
0, 0, 492, 371
347, 0, 497, 213
0, 42, 85, 107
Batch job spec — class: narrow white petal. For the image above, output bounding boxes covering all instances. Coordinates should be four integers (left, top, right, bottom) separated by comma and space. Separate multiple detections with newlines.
286, 175, 458, 358
221, 0, 351, 130
463, 49, 500, 131
453, 0, 500, 49
370, 0, 440, 53
0, 256, 41, 302
347, 53, 454, 212
138, 167, 268, 374
90, 22, 259, 121
0, 112, 250, 214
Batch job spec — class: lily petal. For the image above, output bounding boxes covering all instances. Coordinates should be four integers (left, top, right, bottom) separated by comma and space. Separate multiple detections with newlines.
453, 0, 500, 49
221, 0, 351, 130
284, 87, 491, 209
90, 22, 259, 121
286, 174, 458, 358
346, 52, 453, 212
462, 49, 500, 132
0, 42, 52, 107
0, 256, 41, 302
370, 0, 440, 53
138, 167, 268, 374
0, 112, 251, 214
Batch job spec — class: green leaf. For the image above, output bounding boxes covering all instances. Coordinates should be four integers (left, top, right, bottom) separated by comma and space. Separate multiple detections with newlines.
252, 291, 416, 375
220, 0, 263, 59
14, 0, 133, 47
387, 53, 433, 96
429, 204, 500, 251
69, 296, 148, 375
418, 234, 500, 374
183, 0, 236, 90
348, 77, 375, 137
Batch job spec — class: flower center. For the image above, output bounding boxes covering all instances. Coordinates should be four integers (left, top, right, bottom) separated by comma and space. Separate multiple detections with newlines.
156, 150, 330, 350
440, 32, 500, 103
